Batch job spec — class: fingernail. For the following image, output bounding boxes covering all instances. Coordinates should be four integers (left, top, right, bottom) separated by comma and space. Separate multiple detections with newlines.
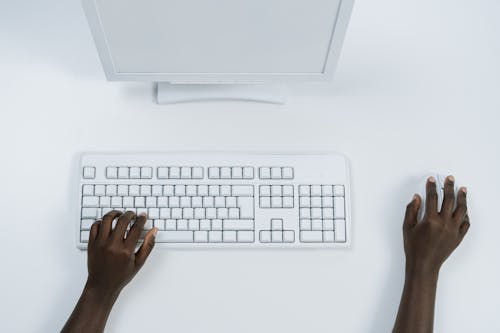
139, 212, 147, 218
153, 228, 159, 238
428, 176, 436, 183
461, 187, 467, 194
447, 175, 455, 182
412, 194, 419, 201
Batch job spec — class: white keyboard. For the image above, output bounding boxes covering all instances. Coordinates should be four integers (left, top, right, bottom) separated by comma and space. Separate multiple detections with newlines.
77, 153, 351, 249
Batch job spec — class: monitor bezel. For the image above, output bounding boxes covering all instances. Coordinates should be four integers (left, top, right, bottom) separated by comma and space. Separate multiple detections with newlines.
82, 0, 355, 83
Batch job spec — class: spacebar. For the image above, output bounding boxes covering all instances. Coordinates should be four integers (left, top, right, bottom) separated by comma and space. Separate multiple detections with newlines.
156, 231, 193, 243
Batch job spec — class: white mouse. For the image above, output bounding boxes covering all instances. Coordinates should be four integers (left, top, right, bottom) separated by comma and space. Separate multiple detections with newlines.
417, 173, 458, 220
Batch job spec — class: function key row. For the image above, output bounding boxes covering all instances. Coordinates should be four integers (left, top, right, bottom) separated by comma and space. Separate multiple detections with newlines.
106, 166, 154, 179
258, 167, 294, 179
157, 166, 203, 179
208, 167, 254, 179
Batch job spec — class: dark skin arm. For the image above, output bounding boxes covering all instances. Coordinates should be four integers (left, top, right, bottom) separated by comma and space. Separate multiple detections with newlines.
62, 211, 158, 333
393, 176, 470, 333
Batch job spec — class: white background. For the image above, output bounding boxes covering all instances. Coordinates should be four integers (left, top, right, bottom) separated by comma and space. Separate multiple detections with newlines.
1, 0, 499, 332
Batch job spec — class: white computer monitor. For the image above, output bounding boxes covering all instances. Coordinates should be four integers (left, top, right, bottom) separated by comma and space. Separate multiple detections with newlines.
82, 0, 355, 103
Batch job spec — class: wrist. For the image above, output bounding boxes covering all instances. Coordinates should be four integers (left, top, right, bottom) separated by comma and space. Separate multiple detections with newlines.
84, 279, 122, 303
405, 261, 440, 280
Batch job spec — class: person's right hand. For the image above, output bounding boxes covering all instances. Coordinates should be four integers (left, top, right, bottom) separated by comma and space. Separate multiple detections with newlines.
86, 210, 158, 296
402, 175, 470, 275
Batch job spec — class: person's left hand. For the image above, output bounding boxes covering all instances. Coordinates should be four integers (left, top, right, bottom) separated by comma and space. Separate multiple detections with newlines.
86, 210, 157, 295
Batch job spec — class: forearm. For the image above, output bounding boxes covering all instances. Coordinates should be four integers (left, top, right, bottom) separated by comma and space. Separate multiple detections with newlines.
62, 281, 120, 333
392, 265, 439, 333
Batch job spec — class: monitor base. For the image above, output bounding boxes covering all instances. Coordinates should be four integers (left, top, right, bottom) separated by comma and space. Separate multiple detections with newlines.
156, 83, 286, 104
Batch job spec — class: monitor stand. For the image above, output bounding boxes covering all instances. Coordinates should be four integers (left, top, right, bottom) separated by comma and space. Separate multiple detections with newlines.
156, 83, 286, 104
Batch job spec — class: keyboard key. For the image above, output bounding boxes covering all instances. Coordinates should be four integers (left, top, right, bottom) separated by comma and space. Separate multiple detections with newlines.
335, 219, 346, 242
105, 185, 117, 196
211, 219, 222, 230
323, 208, 334, 219
271, 219, 283, 230
188, 219, 200, 230
333, 185, 345, 196
271, 231, 283, 242
194, 230, 208, 242
299, 197, 310, 207
81, 231, 90, 242
118, 167, 129, 179
300, 231, 323, 242
323, 219, 334, 230
117, 185, 128, 196
312, 219, 323, 230
198, 185, 208, 196
209, 231, 223, 242
231, 167, 243, 179
237, 231, 254, 243
271, 185, 282, 196
220, 167, 231, 179
194, 208, 205, 219
106, 167, 118, 179
163, 185, 174, 196
141, 185, 152, 196
135, 197, 145, 207
334, 197, 345, 218
169, 167, 180, 179
322, 196, 333, 208
223, 231, 237, 242
111, 196, 122, 207
259, 230, 271, 243
141, 167, 153, 179
283, 230, 295, 243
177, 219, 188, 230
226, 197, 237, 208
192, 167, 203, 179
299, 185, 310, 196
260, 197, 271, 208
171, 208, 182, 219
157, 167, 169, 179
81, 219, 95, 230
130, 167, 141, 179
208, 167, 219, 179
220, 185, 231, 196
100, 196, 111, 207
192, 196, 203, 207
82, 196, 99, 207
238, 197, 254, 218
152, 185, 163, 196
271, 167, 282, 179
156, 231, 193, 243
165, 219, 176, 230
181, 167, 191, 179
203, 197, 214, 208
123, 196, 134, 207
282, 185, 294, 196
82, 185, 94, 196
160, 208, 171, 219
259, 167, 271, 179
209, 185, 220, 196
311, 208, 322, 219
300, 219, 311, 230
82, 208, 99, 219
83, 166, 95, 179
282, 167, 294, 179
94, 185, 105, 196
228, 208, 240, 218
311, 185, 321, 196
148, 208, 159, 219
260, 186, 271, 197
311, 197, 322, 208
186, 185, 197, 196
322, 185, 333, 196
271, 196, 282, 208
154, 219, 166, 230
217, 208, 228, 219
200, 219, 211, 230
299, 208, 311, 219
175, 185, 186, 196
180, 197, 191, 207
323, 231, 335, 243
223, 219, 254, 230
232, 185, 253, 196
183, 208, 194, 219
129, 185, 140, 196
243, 167, 254, 179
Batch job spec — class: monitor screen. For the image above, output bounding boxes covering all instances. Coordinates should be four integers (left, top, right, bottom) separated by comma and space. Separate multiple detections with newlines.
93, 0, 343, 74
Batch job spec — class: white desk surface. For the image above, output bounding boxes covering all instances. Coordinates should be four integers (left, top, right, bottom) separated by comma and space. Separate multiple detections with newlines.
1, 0, 499, 332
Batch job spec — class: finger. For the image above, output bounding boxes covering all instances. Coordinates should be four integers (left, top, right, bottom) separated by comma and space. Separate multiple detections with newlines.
111, 211, 136, 243
404, 194, 421, 230
459, 214, 471, 239
135, 228, 158, 268
88, 220, 101, 249
425, 176, 438, 217
441, 175, 455, 217
97, 210, 123, 241
124, 213, 147, 250
453, 187, 468, 223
